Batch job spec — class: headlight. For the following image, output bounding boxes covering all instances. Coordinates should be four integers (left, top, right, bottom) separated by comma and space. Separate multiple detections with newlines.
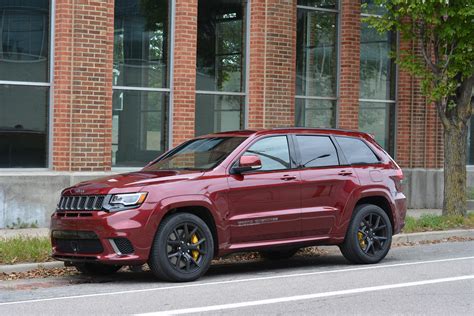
104, 192, 147, 212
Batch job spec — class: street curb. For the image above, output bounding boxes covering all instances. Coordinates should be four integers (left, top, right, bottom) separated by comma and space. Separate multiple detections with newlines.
0, 261, 64, 274
392, 229, 474, 243
1, 229, 473, 274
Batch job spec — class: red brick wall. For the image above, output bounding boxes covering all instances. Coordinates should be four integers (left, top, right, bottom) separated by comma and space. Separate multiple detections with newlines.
171, 0, 198, 147
50, 0, 443, 170
247, 0, 296, 129
53, 0, 114, 171
247, 0, 266, 129
396, 37, 444, 168
338, 0, 360, 130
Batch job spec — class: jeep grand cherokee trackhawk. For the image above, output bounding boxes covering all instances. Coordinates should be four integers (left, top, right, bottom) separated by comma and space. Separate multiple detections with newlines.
51, 128, 407, 282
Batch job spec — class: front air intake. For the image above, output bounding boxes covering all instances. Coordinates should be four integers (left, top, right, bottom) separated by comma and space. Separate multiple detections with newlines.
57, 195, 106, 211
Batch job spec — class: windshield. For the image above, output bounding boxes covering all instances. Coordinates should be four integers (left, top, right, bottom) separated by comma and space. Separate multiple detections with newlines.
143, 137, 246, 171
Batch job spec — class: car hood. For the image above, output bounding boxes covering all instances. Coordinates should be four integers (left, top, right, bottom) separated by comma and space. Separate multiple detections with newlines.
63, 170, 205, 195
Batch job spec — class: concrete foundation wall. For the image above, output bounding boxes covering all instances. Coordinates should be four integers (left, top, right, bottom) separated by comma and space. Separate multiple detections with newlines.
0, 171, 122, 229
1, 169, 473, 228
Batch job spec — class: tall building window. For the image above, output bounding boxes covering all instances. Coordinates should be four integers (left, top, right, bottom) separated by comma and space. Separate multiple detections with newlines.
195, 0, 247, 136
359, 0, 396, 154
0, 0, 50, 168
295, 0, 338, 128
113, 0, 170, 166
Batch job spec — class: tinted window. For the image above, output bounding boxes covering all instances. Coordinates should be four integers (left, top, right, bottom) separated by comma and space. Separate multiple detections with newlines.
245, 136, 291, 171
296, 135, 338, 167
336, 137, 380, 164
144, 137, 245, 171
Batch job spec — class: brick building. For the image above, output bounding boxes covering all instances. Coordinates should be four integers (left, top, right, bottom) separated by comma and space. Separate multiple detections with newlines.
0, 0, 472, 227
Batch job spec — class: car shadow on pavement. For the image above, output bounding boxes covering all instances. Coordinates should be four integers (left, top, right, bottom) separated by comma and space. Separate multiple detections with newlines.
67, 252, 352, 285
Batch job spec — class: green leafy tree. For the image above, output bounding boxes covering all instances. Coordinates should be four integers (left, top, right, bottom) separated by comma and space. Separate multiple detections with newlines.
365, 0, 474, 216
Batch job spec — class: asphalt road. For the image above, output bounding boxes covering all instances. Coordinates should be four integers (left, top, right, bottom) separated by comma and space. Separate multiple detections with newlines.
0, 241, 473, 315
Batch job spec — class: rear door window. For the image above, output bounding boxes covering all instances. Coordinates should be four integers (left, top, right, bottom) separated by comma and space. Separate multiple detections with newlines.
335, 137, 380, 164
296, 135, 339, 167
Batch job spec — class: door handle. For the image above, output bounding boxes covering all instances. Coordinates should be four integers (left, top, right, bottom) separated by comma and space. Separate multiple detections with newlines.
281, 175, 297, 181
338, 170, 353, 176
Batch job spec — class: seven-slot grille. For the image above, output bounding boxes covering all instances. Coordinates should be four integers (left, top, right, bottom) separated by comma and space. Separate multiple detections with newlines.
57, 195, 105, 211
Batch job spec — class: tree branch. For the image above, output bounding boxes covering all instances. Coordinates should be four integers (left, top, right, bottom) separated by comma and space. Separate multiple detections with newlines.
435, 99, 451, 129
419, 21, 440, 75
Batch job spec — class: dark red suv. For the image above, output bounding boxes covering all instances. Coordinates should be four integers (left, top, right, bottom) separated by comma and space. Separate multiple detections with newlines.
51, 128, 406, 282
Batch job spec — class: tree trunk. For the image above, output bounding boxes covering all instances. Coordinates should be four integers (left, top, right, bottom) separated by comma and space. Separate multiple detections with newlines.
443, 125, 468, 216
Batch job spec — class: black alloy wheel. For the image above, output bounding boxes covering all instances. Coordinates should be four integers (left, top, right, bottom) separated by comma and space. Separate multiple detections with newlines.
166, 222, 208, 273
340, 204, 392, 264
149, 213, 214, 282
356, 212, 389, 256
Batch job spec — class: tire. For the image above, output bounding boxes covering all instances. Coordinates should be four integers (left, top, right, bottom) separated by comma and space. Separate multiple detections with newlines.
340, 204, 392, 264
74, 263, 122, 275
148, 213, 214, 282
260, 248, 299, 260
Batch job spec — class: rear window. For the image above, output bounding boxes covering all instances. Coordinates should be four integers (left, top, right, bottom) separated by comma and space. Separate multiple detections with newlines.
296, 135, 339, 167
335, 136, 380, 164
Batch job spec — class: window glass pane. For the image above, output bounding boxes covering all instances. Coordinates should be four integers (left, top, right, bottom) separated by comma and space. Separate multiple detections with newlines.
360, 22, 395, 100
195, 94, 243, 136
196, 0, 246, 92
114, 0, 169, 88
0, 85, 48, 167
245, 136, 290, 171
296, 135, 339, 167
112, 90, 168, 166
361, 0, 386, 15
296, 9, 337, 98
359, 101, 395, 153
297, 0, 337, 10
295, 99, 335, 128
336, 136, 380, 164
467, 106, 474, 165
144, 137, 245, 171
0, 0, 50, 82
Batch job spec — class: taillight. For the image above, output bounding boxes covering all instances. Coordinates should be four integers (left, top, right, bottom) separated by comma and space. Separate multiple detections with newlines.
391, 169, 404, 192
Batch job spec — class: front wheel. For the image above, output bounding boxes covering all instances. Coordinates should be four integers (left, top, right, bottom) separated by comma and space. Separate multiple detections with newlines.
340, 204, 392, 264
148, 213, 214, 282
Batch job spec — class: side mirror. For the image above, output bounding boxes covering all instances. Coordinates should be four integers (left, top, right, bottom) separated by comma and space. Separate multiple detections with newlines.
232, 155, 262, 174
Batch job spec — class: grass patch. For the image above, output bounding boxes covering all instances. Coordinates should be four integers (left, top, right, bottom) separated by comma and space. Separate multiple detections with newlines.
0, 236, 51, 265
402, 213, 474, 233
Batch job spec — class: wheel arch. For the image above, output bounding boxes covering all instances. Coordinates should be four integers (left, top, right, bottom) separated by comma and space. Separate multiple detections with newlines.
355, 196, 394, 231
163, 205, 219, 256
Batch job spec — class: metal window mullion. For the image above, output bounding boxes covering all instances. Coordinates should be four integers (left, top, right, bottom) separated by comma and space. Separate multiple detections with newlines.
112, 85, 170, 92
195, 90, 246, 96
296, 5, 339, 13
296, 95, 337, 101
359, 98, 396, 103
0, 80, 51, 87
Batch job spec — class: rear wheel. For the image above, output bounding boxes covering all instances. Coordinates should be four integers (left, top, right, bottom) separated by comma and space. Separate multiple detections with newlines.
148, 213, 214, 282
74, 263, 122, 275
340, 204, 392, 264
260, 248, 299, 260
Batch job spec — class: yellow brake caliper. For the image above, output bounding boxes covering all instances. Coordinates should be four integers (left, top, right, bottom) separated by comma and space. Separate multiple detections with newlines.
358, 231, 366, 249
191, 234, 200, 261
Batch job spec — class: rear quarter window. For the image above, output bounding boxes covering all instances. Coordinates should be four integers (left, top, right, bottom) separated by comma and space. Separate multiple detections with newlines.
335, 136, 380, 164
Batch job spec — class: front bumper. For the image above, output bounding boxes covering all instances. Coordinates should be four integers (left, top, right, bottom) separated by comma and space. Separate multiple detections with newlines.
50, 206, 156, 265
